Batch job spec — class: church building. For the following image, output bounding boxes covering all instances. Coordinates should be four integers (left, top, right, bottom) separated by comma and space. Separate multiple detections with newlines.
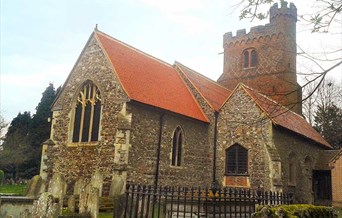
41, 2, 335, 204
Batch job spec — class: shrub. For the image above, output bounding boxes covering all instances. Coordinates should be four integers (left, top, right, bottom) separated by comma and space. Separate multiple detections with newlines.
0, 170, 4, 185
252, 204, 338, 218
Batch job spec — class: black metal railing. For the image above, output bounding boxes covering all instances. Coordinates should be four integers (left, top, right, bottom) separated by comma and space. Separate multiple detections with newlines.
121, 184, 292, 218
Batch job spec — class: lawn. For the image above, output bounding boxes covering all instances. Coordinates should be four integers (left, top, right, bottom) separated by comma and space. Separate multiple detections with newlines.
99, 212, 113, 218
0, 184, 27, 195
336, 207, 342, 218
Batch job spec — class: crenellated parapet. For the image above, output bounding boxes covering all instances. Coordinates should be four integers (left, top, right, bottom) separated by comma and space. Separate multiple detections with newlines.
223, 30, 285, 48
220, 2, 301, 114
270, 1, 297, 23
223, 1, 296, 48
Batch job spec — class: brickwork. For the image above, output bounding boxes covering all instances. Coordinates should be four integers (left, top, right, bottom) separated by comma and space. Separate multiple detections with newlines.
218, 2, 302, 114
331, 151, 342, 207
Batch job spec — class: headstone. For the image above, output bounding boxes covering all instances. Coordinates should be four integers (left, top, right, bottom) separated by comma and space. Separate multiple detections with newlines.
109, 176, 125, 197
73, 179, 86, 195
90, 169, 103, 197
67, 195, 76, 213
79, 184, 91, 214
26, 175, 44, 198
48, 173, 65, 203
88, 186, 99, 218
79, 184, 99, 218
31, 192, 59, 218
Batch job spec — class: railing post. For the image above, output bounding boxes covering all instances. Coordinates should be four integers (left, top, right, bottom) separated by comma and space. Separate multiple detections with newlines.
139, 185, 146, 218
123, 183, 130, 218
145, 185, 151, 217
197, 187, 201, 217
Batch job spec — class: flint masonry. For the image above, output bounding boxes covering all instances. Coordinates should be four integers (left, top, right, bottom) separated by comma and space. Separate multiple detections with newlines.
41, 2, 336, 204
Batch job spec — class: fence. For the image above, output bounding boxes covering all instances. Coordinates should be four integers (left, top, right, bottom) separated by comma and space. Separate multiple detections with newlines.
122, 184, 292, 218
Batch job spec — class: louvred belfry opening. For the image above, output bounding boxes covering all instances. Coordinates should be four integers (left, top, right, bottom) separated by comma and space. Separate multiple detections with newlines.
226, 143, 248, 175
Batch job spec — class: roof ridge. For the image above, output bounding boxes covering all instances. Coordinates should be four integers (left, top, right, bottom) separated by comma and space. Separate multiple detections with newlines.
238, 83, 277, 124
241, 83, 305, 120
95, 30, 174, 69
175, 62, 216, 111
174, 61, 231, 92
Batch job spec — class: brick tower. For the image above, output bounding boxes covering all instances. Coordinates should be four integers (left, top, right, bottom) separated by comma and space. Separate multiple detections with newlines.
218, 1, 302, 114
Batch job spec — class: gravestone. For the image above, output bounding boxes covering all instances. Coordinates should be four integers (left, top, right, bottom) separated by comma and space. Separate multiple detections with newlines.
79, 184, 99, 218
26, 175, 45, 198
31, 192, 59, 218
73, 179, 86, 195
109, 176, 125, 197
48, 173, 65, 203
110, 176, 126, 218
90, 169, 103, 197
67, 195, 76, 213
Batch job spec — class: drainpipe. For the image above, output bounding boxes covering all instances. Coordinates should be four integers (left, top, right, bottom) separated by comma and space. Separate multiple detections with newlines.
212, 111, 219, 193
154, 112, 165, 188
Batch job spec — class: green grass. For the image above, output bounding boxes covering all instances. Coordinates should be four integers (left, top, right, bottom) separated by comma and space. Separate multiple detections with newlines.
0, 184, 27, 195
336, 207, 342, 218
99, 212, 113, 218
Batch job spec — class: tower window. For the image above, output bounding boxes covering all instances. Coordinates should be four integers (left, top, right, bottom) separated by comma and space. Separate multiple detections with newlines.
72, 81, 102, 143
243, 48, 257, 68
171, 126, 183, 166
243, 51, 249, 68
225, 143, 248, 175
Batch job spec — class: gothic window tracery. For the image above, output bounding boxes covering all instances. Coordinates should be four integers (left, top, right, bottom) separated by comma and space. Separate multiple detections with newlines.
171, 126, 183, 166
72, 81, 102, 143
225, 143, 248, 175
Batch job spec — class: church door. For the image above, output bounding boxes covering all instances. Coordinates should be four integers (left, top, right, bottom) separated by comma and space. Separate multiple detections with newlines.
312, 170, 332, 205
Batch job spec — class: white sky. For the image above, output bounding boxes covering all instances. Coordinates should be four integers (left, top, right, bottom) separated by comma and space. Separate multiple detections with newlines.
1, 0, 341, 123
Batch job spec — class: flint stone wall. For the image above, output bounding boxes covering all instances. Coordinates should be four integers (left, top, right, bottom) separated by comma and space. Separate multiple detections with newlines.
45, 34, 213, 192
45, 35, 128, 189
273, 127, 328, 203
128, 102, 212, 187
217, 88, 275, 190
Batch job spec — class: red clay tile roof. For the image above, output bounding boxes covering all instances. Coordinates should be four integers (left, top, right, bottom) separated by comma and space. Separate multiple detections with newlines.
175, 62, 231, 111
241, 84, 332, 149
95, 31, 209, 123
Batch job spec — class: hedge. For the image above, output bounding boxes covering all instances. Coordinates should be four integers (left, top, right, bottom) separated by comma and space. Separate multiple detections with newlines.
252, 204, 338, 218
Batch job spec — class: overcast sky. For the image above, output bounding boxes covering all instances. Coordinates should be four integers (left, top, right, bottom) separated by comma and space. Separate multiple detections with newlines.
1, 0, 341, 123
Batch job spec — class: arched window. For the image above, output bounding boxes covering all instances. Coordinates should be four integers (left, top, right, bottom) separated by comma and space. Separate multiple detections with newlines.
288, 153, 297, 186
72, 81, 102, 143
243, 50, 249, 68
171, 127, 183, 166
225, 144, 248, 175
251, 50, 257, 67
243, 48, 257, 68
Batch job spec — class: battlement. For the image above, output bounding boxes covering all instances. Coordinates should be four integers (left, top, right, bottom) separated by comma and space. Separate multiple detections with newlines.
223, 24, 270, 44
270, 1, 297, 23
223, 2, 296, 46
